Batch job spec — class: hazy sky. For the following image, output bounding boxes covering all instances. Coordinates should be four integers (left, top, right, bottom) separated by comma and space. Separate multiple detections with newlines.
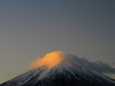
0, 0, 115, 83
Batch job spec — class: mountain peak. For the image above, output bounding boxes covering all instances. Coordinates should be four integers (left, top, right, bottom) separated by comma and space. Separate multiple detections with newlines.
1, 64, 115, 86
1, 51, 115, 86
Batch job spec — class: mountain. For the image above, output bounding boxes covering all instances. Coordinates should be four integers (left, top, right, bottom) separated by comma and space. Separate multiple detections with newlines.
1, 64, 115, 86
1, 51, 115, 86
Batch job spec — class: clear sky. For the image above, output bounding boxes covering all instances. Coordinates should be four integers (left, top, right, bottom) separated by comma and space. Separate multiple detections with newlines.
0, 0, 115, 84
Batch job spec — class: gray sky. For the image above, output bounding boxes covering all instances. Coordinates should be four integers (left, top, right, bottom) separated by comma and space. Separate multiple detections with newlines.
0, 0, 115, 83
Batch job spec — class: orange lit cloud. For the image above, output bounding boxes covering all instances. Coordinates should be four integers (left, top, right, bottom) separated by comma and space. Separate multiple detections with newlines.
30, 51, 115, 74
30, 51, 65, 69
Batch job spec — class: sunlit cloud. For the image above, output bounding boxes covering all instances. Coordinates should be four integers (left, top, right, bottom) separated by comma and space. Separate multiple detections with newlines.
30, 51, 115, 74
30, 51, 64, 69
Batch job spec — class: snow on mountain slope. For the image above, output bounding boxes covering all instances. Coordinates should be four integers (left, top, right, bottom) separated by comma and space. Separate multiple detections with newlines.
1, 51, 115, 86
1, 64, 115, 86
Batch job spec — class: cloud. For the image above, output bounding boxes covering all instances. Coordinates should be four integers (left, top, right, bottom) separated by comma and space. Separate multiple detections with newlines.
30, 51, 64, 69
77, 58, 115, 74
113, 62, 115, 65
30, 51, 115, 74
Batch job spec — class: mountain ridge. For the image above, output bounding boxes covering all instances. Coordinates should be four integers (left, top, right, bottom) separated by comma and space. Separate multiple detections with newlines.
1, 51, 115, 86
1, 64, 115, 86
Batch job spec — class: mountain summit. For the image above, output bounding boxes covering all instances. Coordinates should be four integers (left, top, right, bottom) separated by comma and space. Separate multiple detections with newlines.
1, 51, 115, 86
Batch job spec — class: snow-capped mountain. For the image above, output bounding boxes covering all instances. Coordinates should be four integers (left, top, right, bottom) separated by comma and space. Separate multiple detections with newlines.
1, 64, 115, 86
1, 51, 115, 86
